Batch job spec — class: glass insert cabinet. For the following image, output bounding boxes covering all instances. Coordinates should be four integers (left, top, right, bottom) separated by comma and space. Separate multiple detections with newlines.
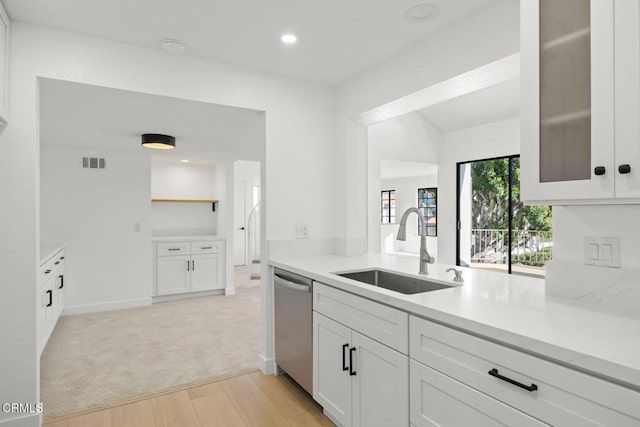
521, 0, 640, 204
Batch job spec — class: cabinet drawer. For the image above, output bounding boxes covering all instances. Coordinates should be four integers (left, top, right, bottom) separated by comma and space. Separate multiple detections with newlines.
410, 360, 547, 427
157, 242, 190, 256
314, 282, 408, 354
190, 241, 222, 254
409, 316, 640, 426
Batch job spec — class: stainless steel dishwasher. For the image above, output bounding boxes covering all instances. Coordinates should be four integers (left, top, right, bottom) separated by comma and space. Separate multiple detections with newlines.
274, 267, 312, 394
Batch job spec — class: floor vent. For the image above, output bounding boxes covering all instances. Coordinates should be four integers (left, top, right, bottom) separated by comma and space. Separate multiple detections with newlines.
82, 156, 106, 169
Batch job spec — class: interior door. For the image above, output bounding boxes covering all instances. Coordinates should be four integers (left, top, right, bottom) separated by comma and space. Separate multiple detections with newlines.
233, 180, 246, 266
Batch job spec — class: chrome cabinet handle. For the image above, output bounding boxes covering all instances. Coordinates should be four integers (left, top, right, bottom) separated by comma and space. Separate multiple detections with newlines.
191, 260, 195, 271
187, 260, 190, 271
168, 248, 180, 251
201, 246, 212, 249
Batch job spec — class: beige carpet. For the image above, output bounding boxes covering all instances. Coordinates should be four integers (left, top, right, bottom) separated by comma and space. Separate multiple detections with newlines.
40, 276, 260, 420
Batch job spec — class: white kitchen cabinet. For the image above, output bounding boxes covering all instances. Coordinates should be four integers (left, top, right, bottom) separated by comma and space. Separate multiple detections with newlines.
313, 286, 409, 427
410, 360, 546, 427
155, 240, 225, 296
0, 1, 9, 126
157, 255, 191, 295
409, 315, 640, 426
520, 0, 634, 204
314, 312, 351, 427
38, 248, 65, 355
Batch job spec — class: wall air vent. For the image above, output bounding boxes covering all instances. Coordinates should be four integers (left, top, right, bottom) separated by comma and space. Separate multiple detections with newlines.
81, 156, 106, 169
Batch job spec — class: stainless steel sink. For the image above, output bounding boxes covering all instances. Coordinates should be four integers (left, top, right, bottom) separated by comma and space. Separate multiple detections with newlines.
335, 269, 454, 294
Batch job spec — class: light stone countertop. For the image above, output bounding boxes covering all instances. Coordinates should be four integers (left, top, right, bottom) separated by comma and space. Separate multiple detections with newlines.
270, 253, 640, 390
40, 244, 66, 265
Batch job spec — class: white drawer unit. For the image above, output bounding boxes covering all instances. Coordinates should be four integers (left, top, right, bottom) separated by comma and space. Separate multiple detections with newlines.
154, 239, 225, 296
409, 315, 640, 426
313, 282, 408, 354
190, 240, 222, 254
38, 248, 66, 355
157, 242, 190, 256
410, 360, 547, 427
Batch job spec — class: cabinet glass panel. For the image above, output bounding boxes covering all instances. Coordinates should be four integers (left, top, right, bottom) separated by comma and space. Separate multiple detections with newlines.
539, 0, 591, 182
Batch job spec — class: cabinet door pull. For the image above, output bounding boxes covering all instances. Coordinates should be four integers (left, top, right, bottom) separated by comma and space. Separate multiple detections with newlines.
54, 261, 60, 265
594, 166, 606, 176
46, 290, 53, 307
488, 368, 537, 392
168, 248, 180, 251
59, 275, 64, 289
191, 260, 195, 271
60, 256, 65, 260
349, 347, 357, 376
45, 269, 52, 274
619, 164, 631, 174
187, 260, 190, 271
201, 246, 212, 250
342, 343, 349, 371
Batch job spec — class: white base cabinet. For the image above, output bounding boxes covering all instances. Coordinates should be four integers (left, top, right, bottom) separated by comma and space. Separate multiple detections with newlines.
410, 360, 546, 427
155, 240, 224, 296
38, 249, 65, 355
312, 282, 409, 427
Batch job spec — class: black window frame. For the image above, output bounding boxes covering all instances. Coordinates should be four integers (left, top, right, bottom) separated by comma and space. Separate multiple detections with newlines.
381, 190, 396, 224
417, 187, 437, 237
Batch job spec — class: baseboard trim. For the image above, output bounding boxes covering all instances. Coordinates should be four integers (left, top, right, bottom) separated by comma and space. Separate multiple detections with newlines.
62, 297, 152, 316
0, 412, 41, 427
152, 289, 224, 304
259, 354, 276, 375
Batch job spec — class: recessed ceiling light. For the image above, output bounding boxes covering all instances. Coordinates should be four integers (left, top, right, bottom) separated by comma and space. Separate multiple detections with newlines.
403, 4, 440, 23
160, 39, 187, 54
180, 159, 190, 163
281, 34, 297, 44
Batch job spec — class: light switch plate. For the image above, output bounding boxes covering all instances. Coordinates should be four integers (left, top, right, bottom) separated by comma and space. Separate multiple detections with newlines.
296, 223, 309, 239
584, 237, 620, 268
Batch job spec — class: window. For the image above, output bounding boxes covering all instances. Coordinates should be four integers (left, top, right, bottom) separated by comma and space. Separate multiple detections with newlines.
418, 188, 437, 236
381, 190, 396, 224
456, 155, 553, 278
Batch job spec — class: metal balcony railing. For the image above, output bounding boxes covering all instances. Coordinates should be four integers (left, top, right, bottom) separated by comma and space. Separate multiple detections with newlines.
470, 229, 553, 267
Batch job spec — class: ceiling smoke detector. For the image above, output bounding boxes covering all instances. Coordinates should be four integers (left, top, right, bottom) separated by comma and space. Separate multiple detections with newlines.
403, 4, 440, 23
160, 39, 186, 54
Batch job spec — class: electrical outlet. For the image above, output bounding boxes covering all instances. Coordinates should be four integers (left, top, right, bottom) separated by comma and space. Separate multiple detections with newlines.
584, 237, 620, 267
296, 223, 309, 239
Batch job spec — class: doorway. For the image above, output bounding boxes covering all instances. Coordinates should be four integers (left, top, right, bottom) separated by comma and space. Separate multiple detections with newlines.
457, 155, 553, 277
234, 180, 247, 266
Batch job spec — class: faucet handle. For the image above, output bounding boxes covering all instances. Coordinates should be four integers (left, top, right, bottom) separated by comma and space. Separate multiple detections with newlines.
446, 268, 464, 283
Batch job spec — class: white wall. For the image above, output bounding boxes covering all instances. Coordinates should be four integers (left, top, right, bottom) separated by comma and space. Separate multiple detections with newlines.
40, 147, 153, 311
0, 21, 337, 424
438, 118, 521, 264
334, 0, 520, 257
151, 160, 220, 235
367, 113, 443, 253
380, 175, 438, 257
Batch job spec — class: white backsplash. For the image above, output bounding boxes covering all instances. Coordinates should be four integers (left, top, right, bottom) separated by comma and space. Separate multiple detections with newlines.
545, 259, 640, 317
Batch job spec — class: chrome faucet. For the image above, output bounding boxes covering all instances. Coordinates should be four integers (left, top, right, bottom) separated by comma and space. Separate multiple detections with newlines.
396, 207, 435, 275
446, 268, 464, 283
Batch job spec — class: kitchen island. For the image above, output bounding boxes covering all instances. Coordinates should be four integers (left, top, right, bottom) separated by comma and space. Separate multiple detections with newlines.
270, 254, 640, 426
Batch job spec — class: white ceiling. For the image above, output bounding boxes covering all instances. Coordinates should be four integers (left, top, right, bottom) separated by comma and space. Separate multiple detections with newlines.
38, 79, 265, 163
5, 0, 499, 85
381, 160, 438, 180
416, 77, 520, 133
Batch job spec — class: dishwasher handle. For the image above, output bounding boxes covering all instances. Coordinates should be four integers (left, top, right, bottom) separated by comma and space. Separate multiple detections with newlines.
274, 275, 311, 292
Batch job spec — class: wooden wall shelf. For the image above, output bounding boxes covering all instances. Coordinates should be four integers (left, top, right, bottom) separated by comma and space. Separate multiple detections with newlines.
151, 199, 219, 211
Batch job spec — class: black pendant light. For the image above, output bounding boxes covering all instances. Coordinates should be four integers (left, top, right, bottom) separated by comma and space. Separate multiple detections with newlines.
141, 134, 175, 150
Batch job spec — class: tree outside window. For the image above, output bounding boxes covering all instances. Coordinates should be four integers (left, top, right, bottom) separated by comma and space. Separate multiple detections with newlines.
418, 188, 437, 236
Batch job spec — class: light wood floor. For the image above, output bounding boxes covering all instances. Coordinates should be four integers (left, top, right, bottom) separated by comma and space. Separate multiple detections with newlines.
43, 371, 334, 427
